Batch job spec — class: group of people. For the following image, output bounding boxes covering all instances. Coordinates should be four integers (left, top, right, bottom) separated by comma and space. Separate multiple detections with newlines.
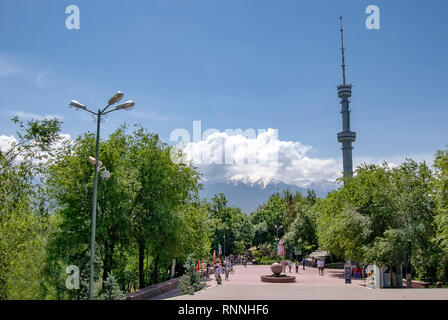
202, 253, 252, 285
311, 257, 326, 276
210, 255, 237, 282
205, 254, 327, 286
280, 257, 307, 273
280, 256, 325, 276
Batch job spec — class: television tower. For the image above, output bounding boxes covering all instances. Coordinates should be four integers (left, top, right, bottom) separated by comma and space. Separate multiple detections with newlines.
337, 16, 356, 177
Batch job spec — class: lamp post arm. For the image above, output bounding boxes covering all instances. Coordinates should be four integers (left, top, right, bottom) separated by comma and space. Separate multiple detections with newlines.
100, 104, 111, 114
102, 108, 119, 115
83, 108, 99, 116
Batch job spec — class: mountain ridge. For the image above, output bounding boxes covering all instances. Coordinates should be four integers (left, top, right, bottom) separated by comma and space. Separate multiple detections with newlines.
199, 180, 338, 214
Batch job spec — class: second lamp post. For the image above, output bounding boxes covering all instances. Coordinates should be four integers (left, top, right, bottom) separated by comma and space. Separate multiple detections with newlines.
69, 91, 135, 300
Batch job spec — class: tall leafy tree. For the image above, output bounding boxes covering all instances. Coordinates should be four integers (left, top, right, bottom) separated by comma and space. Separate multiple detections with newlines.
45, 125, 137, 297
208, 193, 253, 255
316, 160, 437, 286
127, 126, 202, 287
432, 149, 448, 283
0, 117, 61, 299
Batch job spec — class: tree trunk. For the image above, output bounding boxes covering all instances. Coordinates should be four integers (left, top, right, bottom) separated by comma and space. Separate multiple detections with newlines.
404, 261, 412, 288
390, 265, 400, 288
138, 241, 145, 289
152, 255, 160, 285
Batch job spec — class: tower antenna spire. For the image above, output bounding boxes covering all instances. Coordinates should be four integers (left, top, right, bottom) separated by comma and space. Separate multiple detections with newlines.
340, 16, 346, 85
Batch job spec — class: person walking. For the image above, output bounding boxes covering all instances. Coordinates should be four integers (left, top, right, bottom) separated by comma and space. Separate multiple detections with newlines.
206, 262, 211, 278
224, 261, 230, 280
288, 260, 292, 273
302, 257, 306, 270
317, 259, 323, 276
215, 263, 222, 283
295, 259, 299, 273
243, 256, 247, 268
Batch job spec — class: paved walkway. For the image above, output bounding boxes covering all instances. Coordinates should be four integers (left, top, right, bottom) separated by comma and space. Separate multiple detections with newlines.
159, 264, 448, 300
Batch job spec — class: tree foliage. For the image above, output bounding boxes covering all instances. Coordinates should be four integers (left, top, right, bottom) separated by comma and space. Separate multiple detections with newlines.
0, 117, 61, 299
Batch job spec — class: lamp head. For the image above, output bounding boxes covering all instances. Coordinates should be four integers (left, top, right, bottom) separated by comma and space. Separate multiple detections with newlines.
87, 156, 102, 167
69, 100, 86, 110
115, 100, 135, 110
108, 91, 124, 105
101, 169, 110, 180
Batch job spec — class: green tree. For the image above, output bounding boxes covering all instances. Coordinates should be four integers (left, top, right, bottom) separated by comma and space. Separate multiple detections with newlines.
0, 117, 61, 299
432, 148, 448, 283
282, 206, 318, 257
250, 193, 287, 247
99, 272, 126, 300
127, 126, 202, 288
316, 160, 437, 286
208, 193, 253, 255
44, 125, 137, 297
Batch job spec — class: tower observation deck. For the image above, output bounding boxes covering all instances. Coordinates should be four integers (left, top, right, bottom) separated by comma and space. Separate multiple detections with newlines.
337, 17, 356, 177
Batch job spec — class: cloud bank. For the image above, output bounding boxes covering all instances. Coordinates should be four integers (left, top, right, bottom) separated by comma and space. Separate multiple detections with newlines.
179, 129, 435, 188
181, 129, 341, 187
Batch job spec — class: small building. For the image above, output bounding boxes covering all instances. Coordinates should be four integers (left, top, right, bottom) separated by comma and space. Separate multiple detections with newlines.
365, 263, 403, 289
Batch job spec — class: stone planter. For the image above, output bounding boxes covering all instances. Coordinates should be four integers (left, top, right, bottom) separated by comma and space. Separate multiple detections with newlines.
217, 277, 222, 285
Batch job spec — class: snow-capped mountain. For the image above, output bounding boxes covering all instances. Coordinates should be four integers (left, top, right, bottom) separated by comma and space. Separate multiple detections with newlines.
200, 179, 338, 214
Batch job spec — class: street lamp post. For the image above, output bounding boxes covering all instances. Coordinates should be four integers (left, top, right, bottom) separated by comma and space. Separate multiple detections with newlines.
69, 92, 135, 300
223, 235, 226, 258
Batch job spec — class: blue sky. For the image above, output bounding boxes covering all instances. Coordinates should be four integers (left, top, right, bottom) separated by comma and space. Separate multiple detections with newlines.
1, 0, 447, 184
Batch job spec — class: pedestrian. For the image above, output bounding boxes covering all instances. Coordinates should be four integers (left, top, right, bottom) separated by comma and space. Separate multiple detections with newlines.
225, 262, 230, 280
243, 256, 247, 268
317, 259, 323, 275
206, 262, 210, 278
295, 259, 299, 273
288, 260, 292, 273
302, 256, 306, 270
215, 263, 222, 283
321, 259, 325, 276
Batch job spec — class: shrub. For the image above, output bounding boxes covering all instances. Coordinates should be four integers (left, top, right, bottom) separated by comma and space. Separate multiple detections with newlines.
178, 254, 204, 294
99, 272, 127, 300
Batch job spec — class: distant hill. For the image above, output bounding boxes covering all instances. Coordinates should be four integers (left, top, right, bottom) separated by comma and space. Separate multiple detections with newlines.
200, 180, 338, 214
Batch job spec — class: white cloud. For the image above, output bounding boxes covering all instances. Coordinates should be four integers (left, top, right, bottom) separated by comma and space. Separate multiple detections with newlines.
0, 135, 17, 153
0, 54, 52, 87
0, 133, 71, 164
178, 129, 435, 188
0, 57, 21, 78
127, 110, 168, 121
181, 129, 341, 187
10, 111, 64, 121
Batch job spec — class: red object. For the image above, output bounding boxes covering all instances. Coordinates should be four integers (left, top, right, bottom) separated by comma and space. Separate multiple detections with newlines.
278, 243, 285, 256
197, 259, 200, 271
